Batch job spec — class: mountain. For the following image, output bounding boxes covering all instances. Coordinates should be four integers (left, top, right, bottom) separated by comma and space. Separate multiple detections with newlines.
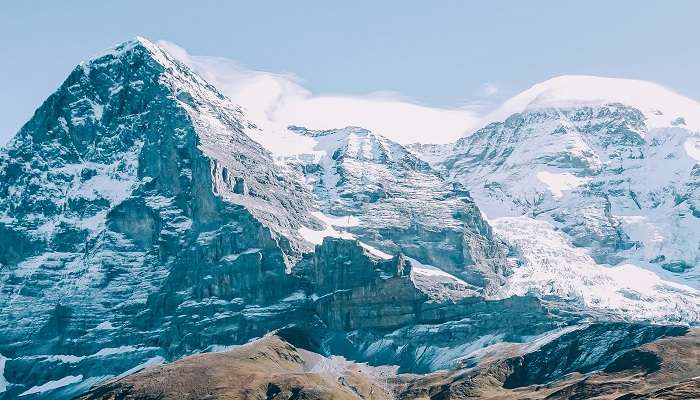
282, 125, 510, 296
411, 76, 700, 323
1, 40, 699, 400
0, 37, 323, 398
482, 75, 700, 131
0, 39, 553, 399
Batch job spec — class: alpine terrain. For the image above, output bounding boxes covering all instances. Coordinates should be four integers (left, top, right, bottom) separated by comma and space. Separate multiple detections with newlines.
0, 38, 698, 399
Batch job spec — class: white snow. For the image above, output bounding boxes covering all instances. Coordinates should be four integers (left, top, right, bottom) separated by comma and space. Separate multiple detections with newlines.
0, 354, 7, 394
298, 211, 394, 259
91, 346, 138, 357
410, 334, 503, 371
684, 137, 700, 161
115, 356, 165, 379
298, 212, 357, 245
358, 241, 393, 259
409, 257, 465, 281
90, 100, 104, 121
19, 375, 83, 396
536, 171, 589, 198
310, 211, 360, 228
220, 248, 262, 262
483, 75, 700, 132
298, 222, 354, 245
407, 257, 474, 301
492, 216, 700, 323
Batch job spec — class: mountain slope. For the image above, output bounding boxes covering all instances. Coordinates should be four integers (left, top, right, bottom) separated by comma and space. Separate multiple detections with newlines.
417, 77, 700, 322
282, 125, 511, 295
0, 37, 321, 399
76, 326, 699, 400
2, 41, 699, 400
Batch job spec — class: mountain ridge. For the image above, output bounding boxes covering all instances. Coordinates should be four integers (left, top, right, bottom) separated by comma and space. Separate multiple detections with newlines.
1, 37, 699, 399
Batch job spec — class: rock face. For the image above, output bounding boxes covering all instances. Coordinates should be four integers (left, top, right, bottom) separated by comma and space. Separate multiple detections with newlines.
0, 37, 317, 399
285, 126, 511, 293
76, 327, 700, 400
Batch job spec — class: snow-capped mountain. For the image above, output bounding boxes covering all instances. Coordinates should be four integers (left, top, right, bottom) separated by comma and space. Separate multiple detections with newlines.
1, 39, 699, 399
0, 38, 545, 399
413, 75, 700, 321
0, 37, 321, 398
483, 75, 700, 131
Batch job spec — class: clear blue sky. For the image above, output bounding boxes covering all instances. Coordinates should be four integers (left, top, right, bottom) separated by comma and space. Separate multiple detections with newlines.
2, 1, 700, 144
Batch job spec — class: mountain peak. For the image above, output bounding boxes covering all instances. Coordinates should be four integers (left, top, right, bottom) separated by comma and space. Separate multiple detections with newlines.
484, 75, 700, 131
77, 36, 192, 86
86, 36, 163, 63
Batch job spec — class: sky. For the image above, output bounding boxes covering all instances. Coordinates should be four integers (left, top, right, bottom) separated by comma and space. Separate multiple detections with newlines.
2, 1, 700, 144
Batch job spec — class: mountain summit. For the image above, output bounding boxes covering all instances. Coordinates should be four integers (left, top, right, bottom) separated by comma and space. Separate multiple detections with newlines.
483, 74, 700, 131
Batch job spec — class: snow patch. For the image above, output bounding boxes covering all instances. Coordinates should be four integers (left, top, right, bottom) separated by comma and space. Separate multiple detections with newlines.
684, 137, 700, 161
492, 216, 700, 323
409, 258, 465, 282
299, 212, 392, 259
91, 101, 104, 121
0, 354, 7, 394
310, 211, 360, 228
115, 356, 165, 379
408, 257, 474, 301
19, 375, 83, 396
358, 241, 393, 259
298, 224, 354, 245
536, 171, 589, 198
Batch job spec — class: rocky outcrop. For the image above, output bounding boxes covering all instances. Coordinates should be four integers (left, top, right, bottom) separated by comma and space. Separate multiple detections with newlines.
294, 238, 567, 374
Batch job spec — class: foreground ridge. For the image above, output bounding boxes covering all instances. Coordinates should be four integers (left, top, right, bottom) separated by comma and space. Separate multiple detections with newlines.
77, 327, 700, 400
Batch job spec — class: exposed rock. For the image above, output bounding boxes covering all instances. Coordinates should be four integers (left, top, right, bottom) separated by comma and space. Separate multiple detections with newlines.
286, 126, 512, 294
0, 39, 557, 399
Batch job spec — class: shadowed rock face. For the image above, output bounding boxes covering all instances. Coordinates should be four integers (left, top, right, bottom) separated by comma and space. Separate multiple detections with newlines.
75, 328, 700, 400
0, 38, 318, 399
